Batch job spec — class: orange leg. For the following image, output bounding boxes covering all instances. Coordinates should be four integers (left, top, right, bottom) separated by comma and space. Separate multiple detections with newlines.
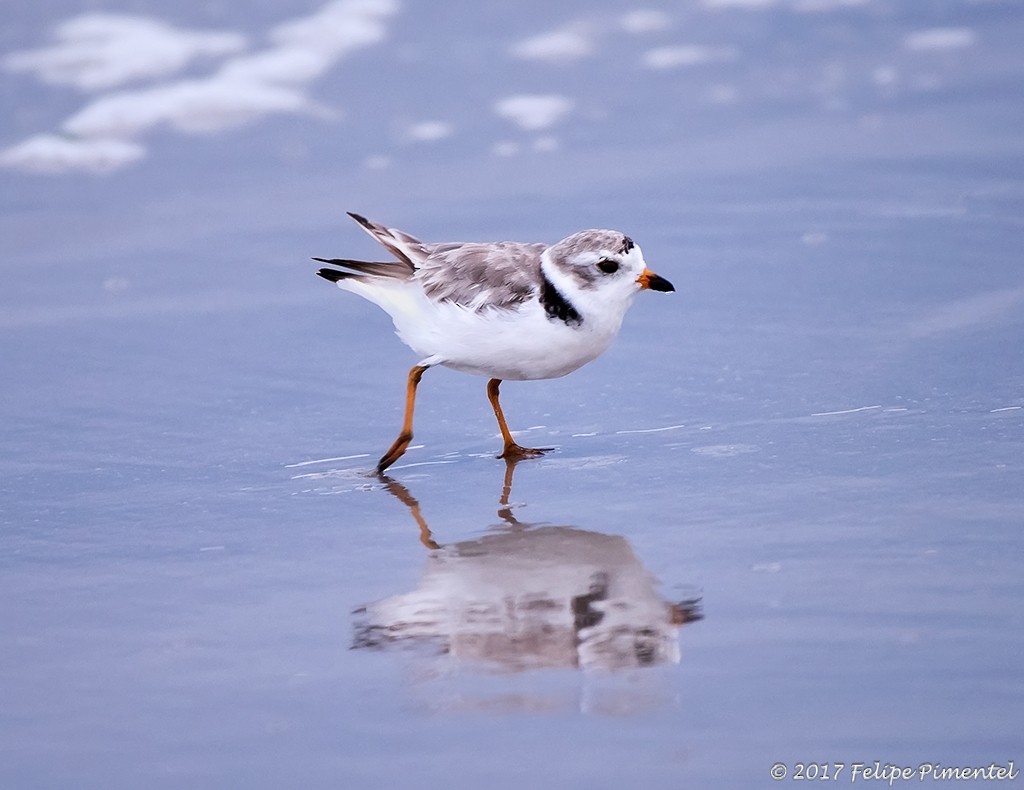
486, 378, 552, 461
377, 364, 429, 473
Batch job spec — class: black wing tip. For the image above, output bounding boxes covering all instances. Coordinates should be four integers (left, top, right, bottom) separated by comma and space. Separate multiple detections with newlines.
316, 267, 353, 283
313, 256, 352, 282
347, 211, 370, 227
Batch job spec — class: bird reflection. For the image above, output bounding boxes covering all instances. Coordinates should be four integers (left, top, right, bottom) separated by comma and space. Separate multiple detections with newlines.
353, 460, 702, 673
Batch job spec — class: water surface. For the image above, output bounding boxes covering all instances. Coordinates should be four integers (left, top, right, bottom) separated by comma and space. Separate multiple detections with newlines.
2, 1, 1023, 788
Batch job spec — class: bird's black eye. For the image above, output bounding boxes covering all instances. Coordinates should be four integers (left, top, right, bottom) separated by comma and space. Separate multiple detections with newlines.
597, 258, 620, 274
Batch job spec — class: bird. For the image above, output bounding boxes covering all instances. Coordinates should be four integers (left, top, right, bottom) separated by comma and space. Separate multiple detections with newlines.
315, 212, 674, 473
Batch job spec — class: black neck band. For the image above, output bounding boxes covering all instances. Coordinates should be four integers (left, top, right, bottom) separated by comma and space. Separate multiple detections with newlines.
539, 271, 583, 327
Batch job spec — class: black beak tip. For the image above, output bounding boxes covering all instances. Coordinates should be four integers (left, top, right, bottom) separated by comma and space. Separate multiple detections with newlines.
650, 274, 675, 293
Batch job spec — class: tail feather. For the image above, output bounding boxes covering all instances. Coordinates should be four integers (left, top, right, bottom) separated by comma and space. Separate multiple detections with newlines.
346, 212, 427, 271
315, 212, 427, 286
313, 257, 411, 280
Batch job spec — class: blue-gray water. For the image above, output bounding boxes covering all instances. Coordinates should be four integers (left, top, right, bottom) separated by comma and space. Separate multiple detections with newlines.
2, 2, 1022, 788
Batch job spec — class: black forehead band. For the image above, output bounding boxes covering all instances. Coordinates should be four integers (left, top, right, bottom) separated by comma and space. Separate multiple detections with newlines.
620, 236, 634, 253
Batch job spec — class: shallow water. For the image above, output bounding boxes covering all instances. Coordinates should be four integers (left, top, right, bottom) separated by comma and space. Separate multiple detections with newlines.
3, 1, 1023, 788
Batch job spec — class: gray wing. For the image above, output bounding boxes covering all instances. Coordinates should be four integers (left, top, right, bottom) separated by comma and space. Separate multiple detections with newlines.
417, 241, 548, 311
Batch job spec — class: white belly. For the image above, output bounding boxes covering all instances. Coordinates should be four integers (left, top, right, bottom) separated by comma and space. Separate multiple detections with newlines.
413, 303, 616, 380
341, 280, 627, 381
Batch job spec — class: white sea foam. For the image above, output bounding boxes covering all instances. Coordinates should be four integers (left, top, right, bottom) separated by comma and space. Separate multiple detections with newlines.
614, 424, 686, 434
62, 78, 318, 138
643, 45, 737, 69
406, 120, 454, 142
509, 25, 594, 63
285, 454, 371, 468
811, 405, 882, 417
620, 10, 672, 34
494, 95, 574, 131
904, 27, 977, 52
0, 133, 145, 174
3, 13, 246, 91
1, 0, 399, 174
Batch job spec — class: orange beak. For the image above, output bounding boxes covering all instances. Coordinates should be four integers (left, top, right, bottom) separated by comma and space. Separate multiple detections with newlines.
636, 268, 674, 292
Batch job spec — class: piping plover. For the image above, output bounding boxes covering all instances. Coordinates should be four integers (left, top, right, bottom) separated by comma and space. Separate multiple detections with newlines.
316, 213, 674, 472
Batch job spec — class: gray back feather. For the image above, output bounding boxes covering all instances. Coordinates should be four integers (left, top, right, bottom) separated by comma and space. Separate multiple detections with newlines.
418, 242, 546, 311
